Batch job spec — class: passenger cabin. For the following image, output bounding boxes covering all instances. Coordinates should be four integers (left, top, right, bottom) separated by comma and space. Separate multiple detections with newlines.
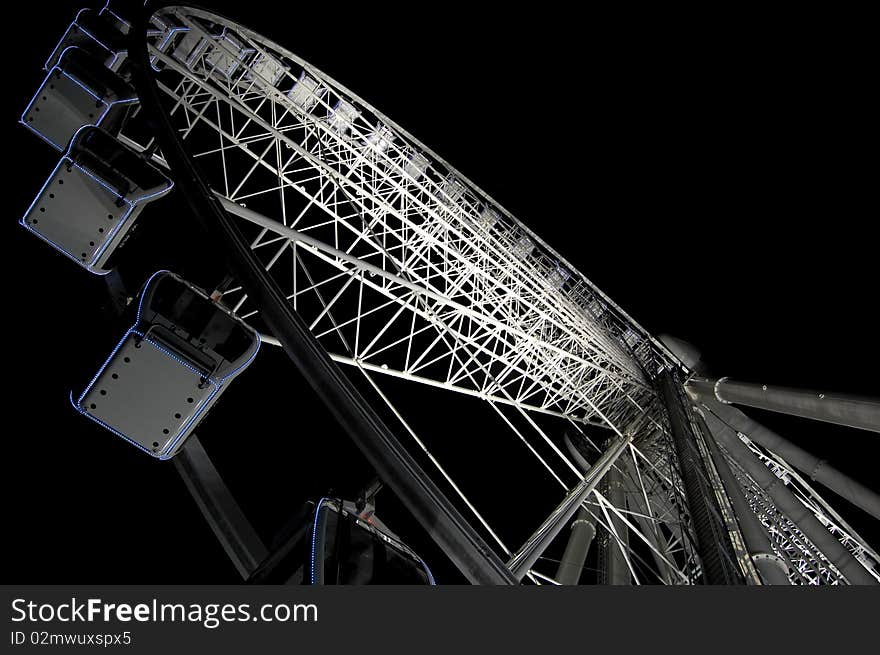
365, 124, 395, 154
477, 206, 500, 230
73, 271, 260, 459
170, 27, 212, 70
327, 99, 362, 135
403, 151, 430, 181
168, 25, 253, 80
621, 327, 642, 350
22, 46, 138, 151
440, 175, 467, 206
45, 7, 129, 73
287, 72, 327, 111
309, 498, 434, 585
21, 126, 172, 274
149, 14, 190, 70
587, 298, 606, 322
248, 51, 289, 90
547, 264, 571, 290
203, 31, 255, 82
510, 232, 536, 260
100, 0, 133, 33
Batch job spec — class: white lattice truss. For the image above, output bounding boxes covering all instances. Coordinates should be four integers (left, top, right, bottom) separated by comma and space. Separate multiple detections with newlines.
121, 6, 766, 584
143, 9, 672, 426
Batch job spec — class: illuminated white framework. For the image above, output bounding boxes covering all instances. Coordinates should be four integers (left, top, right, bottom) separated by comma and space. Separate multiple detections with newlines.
85, 5, 877, 585
132, 6, 707, 585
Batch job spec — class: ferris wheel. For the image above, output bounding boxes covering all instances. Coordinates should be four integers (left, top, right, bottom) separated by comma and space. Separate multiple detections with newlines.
17, 1, 880, 585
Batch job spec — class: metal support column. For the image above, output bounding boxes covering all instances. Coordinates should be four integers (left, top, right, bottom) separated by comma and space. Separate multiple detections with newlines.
698, 404, 877, 585
700, 402, 880, 521
506, 436, 630, 581
555, 509, 596, 585
604, 461, 631, 585
554, 433, 597, 585
621, 461, 677, 585
700, 420, 791, 585
686, 377, 880, 434
658, 371, 744, 584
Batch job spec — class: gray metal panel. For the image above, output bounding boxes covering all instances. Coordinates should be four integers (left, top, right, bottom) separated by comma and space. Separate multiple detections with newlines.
248, 52, 289, 89
80, 333, 216, 456
204, 34, 253, 81
22, 159, 130, 270
23, 72, 108, 151
46, 20, 97, 71
171, 30, 209, 69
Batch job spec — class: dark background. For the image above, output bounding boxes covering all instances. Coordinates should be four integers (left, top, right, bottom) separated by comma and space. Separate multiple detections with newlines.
3, 0, 876, 583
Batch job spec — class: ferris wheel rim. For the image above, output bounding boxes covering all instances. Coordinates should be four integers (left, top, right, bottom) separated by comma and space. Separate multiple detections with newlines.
147, 3, 682, 371
136, 3, 665, 431
126, 3, 772, 587
11, 2, 875, 587
135, 3, 701, 573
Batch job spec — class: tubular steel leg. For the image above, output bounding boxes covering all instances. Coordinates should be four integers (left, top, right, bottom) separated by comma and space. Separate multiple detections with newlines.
621, 461, 676, 585
604, 462, 631, 585
701, 402, 880, 521
698, 404, 877, 585
506, 436, 629, 581
659, 372, 745, 585
700, 421, 791, 585
555, 432, 597, 585
686, 377, 880, 434
554, 509, 596, 585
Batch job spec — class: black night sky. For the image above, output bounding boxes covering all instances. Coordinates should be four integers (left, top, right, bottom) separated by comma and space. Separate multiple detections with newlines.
4, 1, 877, 584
